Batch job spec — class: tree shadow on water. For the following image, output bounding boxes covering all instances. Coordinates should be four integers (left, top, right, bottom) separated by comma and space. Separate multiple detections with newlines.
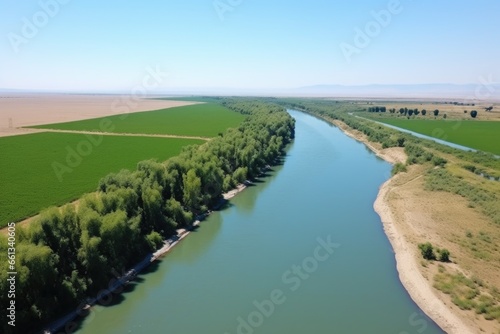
62, 258, 166, 332
213, 199, 234, 211
138, 259, 161, 275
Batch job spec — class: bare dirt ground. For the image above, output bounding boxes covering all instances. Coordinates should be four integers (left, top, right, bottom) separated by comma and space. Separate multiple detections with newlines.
0, 94, 198, 137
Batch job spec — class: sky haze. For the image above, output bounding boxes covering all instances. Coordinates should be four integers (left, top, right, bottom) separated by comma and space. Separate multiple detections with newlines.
1, 0, 499, 93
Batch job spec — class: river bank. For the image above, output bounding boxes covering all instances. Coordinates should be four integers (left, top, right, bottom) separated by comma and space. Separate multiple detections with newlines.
150, 182, 248, 262
321, 116, 477, 333
70, 108, 446, 334
42, 180, 250, 334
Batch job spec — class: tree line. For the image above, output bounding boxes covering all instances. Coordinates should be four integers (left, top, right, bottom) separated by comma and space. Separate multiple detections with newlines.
369, 105, 481, 118
0, 99, 295, 334
367, 106, 387, 113
368, 106, 435, 117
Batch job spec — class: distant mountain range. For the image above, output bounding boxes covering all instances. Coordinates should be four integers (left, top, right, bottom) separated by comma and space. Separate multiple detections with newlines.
2, 84, 500, 100
293, 84, 500, 100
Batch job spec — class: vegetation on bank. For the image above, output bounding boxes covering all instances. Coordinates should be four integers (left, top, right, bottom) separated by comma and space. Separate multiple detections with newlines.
274, 97, 500, 325
336, 100, 500, 155
425, 168, 500, 225
373, 119, 500, 156
434, 265, 500, 321
0, 134, 202, 227
0, 99, 295, 334
32, 103, 246, 138
391, 162, 407, 175
418, 242, 450, 262
273, 98, 500, 225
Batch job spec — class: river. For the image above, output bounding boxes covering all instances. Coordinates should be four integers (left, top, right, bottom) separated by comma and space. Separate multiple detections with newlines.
74, 109, 443, 334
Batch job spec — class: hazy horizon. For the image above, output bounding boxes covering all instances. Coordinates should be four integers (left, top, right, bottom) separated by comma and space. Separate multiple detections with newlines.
1, 1, 499, 93
2, 83, 500, 102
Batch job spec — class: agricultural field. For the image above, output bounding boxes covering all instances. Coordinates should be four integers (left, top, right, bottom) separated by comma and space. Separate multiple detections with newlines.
0, 95, 197, 137
375, 119, 500, 155
0, 132, 203, 227
31, 103, 245, 137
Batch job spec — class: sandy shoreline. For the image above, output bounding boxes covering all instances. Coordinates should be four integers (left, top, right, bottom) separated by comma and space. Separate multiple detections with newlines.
374, 180, 475, 334
327, 117, 476, 333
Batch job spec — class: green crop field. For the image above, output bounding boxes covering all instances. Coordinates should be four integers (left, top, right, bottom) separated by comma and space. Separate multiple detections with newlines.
376, 119, 500, 155
0, 133, 203, 227
31, 103, 245, 137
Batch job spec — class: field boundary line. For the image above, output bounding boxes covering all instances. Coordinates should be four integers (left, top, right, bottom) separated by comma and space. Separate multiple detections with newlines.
24, 128, 212, 141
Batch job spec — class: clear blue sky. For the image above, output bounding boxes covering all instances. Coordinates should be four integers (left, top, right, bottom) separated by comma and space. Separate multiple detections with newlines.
1, 0, 499, 92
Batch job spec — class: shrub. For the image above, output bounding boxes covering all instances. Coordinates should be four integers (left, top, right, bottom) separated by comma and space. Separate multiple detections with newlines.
405, 144, 434, 165
146, 231, 164, 251
463, 165, 476, 173
391, 162, 407, 175
439, 249, 451, 262
418, 242, 436, 260
432, 156, 447, 167
396, 137, 405, 147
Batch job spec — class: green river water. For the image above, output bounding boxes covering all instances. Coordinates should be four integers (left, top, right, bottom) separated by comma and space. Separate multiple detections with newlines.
74, 109, 443, 334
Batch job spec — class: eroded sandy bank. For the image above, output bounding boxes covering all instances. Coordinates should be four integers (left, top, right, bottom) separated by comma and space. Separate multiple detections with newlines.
329, 117, 476, 334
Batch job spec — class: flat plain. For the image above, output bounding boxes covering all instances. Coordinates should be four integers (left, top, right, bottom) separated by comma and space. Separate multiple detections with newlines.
375, 118, 500, 155
31, 103, 245, 137
0, 132, 203, 227
0, 96, 249, 227
0, 94, 198, 137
